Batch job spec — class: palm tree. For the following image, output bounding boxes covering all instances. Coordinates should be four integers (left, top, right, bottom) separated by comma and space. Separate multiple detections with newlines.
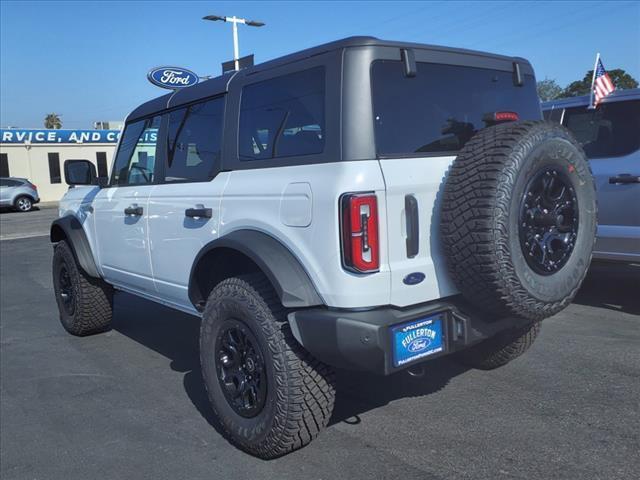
44, 113, 62, 129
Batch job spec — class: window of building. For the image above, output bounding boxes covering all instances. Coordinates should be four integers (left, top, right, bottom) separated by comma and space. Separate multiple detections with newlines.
371, 61, 540, 156
165, 96, 225, 182
96, 152, 109, 178
48, 152, 61, 184
239, 67, 325, 161
0, 153, 9, 177
562, 100, 640, 158
111, 115, 161, 186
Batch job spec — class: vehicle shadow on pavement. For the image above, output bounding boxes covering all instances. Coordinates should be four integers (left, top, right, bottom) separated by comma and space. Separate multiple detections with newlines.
112, 293, 469, 435
329, 360, 468, 426
572, 261, 640, 315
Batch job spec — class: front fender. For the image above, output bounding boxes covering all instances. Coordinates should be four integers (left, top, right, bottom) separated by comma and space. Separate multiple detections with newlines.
50, 216, 100, 278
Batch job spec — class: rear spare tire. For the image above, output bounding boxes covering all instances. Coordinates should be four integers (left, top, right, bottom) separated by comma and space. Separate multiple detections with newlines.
441, 121, 596, 321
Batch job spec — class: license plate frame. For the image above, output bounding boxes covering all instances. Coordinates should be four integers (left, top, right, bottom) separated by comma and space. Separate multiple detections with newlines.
391, 313, 445, 367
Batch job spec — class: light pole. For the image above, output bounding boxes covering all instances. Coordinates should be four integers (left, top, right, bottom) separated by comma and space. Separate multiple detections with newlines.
203, 15, 265, 71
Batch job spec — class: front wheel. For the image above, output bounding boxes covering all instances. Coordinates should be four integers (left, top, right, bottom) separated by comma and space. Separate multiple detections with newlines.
14, 196, 33, 212
200, 274, 336, 459
52, 240, 113, 336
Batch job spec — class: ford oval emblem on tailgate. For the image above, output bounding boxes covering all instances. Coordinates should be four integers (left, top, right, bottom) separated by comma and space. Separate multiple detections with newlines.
403, 272, 425, 285
147, 66, 199, 89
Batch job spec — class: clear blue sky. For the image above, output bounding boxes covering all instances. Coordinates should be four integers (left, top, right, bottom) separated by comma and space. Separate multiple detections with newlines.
1, 0, 638, 128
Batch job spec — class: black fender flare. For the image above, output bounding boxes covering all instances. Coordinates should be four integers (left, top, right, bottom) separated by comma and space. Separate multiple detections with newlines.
50, 216, 100, 278
188, 230, 324, 310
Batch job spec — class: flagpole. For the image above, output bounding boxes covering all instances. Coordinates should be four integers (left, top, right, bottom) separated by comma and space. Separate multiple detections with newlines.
588, 52, 600, 109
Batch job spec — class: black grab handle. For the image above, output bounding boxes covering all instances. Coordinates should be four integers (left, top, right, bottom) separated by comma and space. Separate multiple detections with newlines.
609, 174, 640, 185
124, 205, 143, 216
185, 207, 212, 219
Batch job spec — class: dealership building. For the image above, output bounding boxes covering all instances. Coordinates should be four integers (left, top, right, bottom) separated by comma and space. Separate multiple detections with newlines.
0, 128, 120, 202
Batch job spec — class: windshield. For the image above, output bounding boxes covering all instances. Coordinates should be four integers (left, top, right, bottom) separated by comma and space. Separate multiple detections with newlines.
371, 60, 541, 156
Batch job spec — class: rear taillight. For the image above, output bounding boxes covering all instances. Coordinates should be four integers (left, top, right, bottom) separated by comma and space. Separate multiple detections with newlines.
483, 111, 519, 125
340, 193, 379, 273
30, 183, 37, 190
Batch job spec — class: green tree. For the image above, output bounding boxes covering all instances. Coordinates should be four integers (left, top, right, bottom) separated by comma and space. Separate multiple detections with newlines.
536, 78, 563, 101
563, 68, 638, 97
44, 113, 62, 129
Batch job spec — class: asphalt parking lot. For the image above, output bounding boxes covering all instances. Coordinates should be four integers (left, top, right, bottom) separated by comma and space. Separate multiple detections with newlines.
1, 207, 639, 480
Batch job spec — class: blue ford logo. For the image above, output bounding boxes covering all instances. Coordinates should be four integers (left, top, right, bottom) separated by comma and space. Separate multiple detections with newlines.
407, 337, 430, 353
403, 272, 425, 285
147, 66, 199, 90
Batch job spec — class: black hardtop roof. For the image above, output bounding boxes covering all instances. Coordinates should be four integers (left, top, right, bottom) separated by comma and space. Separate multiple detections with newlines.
128, 36, 533, 122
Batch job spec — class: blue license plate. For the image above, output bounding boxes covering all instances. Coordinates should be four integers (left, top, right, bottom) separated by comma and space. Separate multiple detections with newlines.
391, 314, 445, 367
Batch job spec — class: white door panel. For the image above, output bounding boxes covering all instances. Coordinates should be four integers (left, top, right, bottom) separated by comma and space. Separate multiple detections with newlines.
147, 174, 229, 307
378, 156, 458, 307
93, 186, 155, 293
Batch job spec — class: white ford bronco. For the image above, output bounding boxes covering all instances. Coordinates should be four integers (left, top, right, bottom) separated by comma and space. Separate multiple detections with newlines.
51, 37, 597, 458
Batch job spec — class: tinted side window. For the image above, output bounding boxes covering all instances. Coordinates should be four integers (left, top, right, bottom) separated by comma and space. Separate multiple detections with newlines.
96, 152, 109, 178
239, 67, 325, 161
111, 116, 161, 186
165, 97, 224, 182
371, 61, 541, 156
563, 100, 640, 158
48, 152, 61, 184
544, 107, 564, 123
0, 153, 9, 177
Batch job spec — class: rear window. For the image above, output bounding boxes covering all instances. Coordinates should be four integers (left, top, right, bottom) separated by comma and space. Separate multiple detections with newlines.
239, 67, 325, 161
371, 61, 540, 156
562, 100, 640, 158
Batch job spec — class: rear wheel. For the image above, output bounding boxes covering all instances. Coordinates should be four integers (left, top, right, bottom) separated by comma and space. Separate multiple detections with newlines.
200, 274, 336, 459
456, 322, 541, 370
52, 240, 113, 336
14, 196, 33, 212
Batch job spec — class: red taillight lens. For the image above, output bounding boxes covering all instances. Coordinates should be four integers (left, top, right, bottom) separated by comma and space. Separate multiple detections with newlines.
341, 193, 379, 273
495, 111, 519, 121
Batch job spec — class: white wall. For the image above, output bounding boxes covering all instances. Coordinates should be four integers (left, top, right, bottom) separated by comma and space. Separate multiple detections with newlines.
0, 143, 117, 202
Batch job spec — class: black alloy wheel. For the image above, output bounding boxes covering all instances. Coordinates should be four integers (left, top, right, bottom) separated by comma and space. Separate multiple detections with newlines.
58, 263, 76, 315
215, 319, 267, 418
519, 167, 579, 275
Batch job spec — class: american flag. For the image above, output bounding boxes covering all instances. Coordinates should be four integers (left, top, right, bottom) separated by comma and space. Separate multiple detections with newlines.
593, 58, 615, 106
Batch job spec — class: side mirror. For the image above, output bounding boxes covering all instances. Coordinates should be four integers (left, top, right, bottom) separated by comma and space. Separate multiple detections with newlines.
64, 159, 97, 186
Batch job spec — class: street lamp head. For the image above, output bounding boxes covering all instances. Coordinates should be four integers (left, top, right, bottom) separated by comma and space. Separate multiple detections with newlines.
203, 15, 226, 22
245, 20, 265, 27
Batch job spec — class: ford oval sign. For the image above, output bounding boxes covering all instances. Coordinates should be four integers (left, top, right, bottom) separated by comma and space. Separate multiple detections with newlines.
147, 66, 199, 90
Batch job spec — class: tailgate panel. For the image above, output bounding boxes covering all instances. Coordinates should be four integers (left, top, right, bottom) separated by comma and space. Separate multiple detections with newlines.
379, 156, 458, 307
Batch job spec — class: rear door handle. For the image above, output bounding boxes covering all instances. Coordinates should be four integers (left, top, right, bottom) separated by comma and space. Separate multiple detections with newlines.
609, 174, 640, 185
124, 205, 143, 216
405, 194, 419, 258
185, 207, 212, 218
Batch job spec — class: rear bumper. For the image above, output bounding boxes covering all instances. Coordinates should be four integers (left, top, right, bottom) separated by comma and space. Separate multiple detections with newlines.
288, 297, 531, 375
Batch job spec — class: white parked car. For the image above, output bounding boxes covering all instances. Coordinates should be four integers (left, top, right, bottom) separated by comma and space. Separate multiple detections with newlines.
51, 37, 597, 458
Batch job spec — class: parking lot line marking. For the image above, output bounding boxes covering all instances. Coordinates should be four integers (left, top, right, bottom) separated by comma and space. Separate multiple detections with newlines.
0, 233, 50, 241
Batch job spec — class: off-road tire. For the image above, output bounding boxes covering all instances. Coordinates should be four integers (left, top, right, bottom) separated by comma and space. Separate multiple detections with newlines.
52, 240, 113, 336
441, 121, 597, 321
456, 322, 541, 370
200, 274, 336, 459
14, 195, 33, 212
